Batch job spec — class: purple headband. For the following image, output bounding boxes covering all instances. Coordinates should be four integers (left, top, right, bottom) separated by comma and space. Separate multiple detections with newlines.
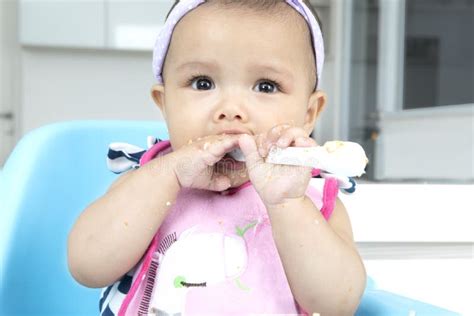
152, 0, 325, 89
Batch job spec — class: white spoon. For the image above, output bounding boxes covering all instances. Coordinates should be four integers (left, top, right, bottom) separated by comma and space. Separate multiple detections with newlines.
228, 141, 368, 177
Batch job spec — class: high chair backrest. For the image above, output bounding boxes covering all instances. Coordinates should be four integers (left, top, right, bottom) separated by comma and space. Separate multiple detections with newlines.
0, 120, 169, 315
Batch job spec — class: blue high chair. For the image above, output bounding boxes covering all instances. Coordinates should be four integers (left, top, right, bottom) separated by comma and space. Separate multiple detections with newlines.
0, 121, 460, 316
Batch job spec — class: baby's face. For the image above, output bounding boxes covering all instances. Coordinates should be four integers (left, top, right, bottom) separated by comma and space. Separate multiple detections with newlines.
152, 3, 326, 187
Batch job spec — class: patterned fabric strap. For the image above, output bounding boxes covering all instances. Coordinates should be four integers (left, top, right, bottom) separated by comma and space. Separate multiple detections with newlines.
319, 172, 357, 194
106, 137, 160, 174
312, 169, 357, 194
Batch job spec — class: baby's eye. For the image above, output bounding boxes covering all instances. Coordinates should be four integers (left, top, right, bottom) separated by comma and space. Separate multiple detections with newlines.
190, 76, 214, 90
254, 80, 280, 94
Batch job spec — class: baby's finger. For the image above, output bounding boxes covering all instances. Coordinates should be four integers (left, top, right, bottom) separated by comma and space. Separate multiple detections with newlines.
201, 136, 240, 166
294, 136, 318, 147
262, 124, 296, 156
276, 128, 306, 148
256, 133, 267, 157
239, 134, 264, 168
264, 124, 292, 150
275, 127, 308, 149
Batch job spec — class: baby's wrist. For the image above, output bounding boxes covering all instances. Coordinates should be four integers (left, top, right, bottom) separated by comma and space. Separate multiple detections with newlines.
141, 152, 181, 189
162, 152, 183, 189
265, 195, 307, 212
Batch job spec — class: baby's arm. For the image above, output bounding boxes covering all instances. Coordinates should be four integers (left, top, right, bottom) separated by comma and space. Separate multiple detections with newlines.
267, 197, 366, 315
238, 129, 366, 315
67, 134, 241, 288
67, 155, 180, 288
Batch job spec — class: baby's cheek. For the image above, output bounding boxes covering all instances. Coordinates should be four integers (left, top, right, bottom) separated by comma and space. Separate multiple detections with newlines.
167, 125, 191, 147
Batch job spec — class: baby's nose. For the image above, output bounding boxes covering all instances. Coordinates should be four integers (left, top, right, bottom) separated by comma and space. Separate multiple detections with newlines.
213, 100, 248, 122
215, 111, 243, 121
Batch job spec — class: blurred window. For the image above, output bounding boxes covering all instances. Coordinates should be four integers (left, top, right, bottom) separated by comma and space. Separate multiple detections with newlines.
348, 0, 473, 182
403, 0, 474, 109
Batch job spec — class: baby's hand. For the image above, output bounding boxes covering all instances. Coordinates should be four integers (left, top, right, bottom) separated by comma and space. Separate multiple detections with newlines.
239, 124, 316, 207
168, 134, 241, 191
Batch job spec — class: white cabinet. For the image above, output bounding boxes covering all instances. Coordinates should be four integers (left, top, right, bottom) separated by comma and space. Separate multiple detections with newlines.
19, 0, 174, 50
107, 0, 174, 50
20, 0, 106, 48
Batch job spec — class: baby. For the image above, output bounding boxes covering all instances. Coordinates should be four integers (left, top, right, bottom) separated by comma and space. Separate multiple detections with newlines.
68, 0, 367, 315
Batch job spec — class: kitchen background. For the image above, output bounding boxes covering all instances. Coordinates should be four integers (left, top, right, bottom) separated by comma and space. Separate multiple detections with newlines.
0, 0, 473, 314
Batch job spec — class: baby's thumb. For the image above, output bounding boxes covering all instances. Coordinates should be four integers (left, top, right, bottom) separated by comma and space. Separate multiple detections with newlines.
238, 134, 264, 168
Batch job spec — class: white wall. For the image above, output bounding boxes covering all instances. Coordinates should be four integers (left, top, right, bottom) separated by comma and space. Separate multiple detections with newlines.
375, 105, 473, 181
20, 47, 164, 136
0, 0, 20, 166
331, 178, 474, 315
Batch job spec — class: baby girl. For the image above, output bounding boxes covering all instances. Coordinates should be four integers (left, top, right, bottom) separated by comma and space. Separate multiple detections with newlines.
68, 0, 367, 315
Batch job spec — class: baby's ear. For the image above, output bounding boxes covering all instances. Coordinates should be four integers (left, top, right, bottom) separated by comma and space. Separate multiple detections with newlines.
151, 84, 166, 118
304, 90, 327, 135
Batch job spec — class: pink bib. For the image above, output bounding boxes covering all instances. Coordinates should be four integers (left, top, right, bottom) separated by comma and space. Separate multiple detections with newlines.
109, 140, 337, 316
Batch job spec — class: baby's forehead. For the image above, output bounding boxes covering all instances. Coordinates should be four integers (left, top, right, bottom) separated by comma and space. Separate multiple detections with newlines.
199, 1, 310, 33
170, 2, 313, 56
